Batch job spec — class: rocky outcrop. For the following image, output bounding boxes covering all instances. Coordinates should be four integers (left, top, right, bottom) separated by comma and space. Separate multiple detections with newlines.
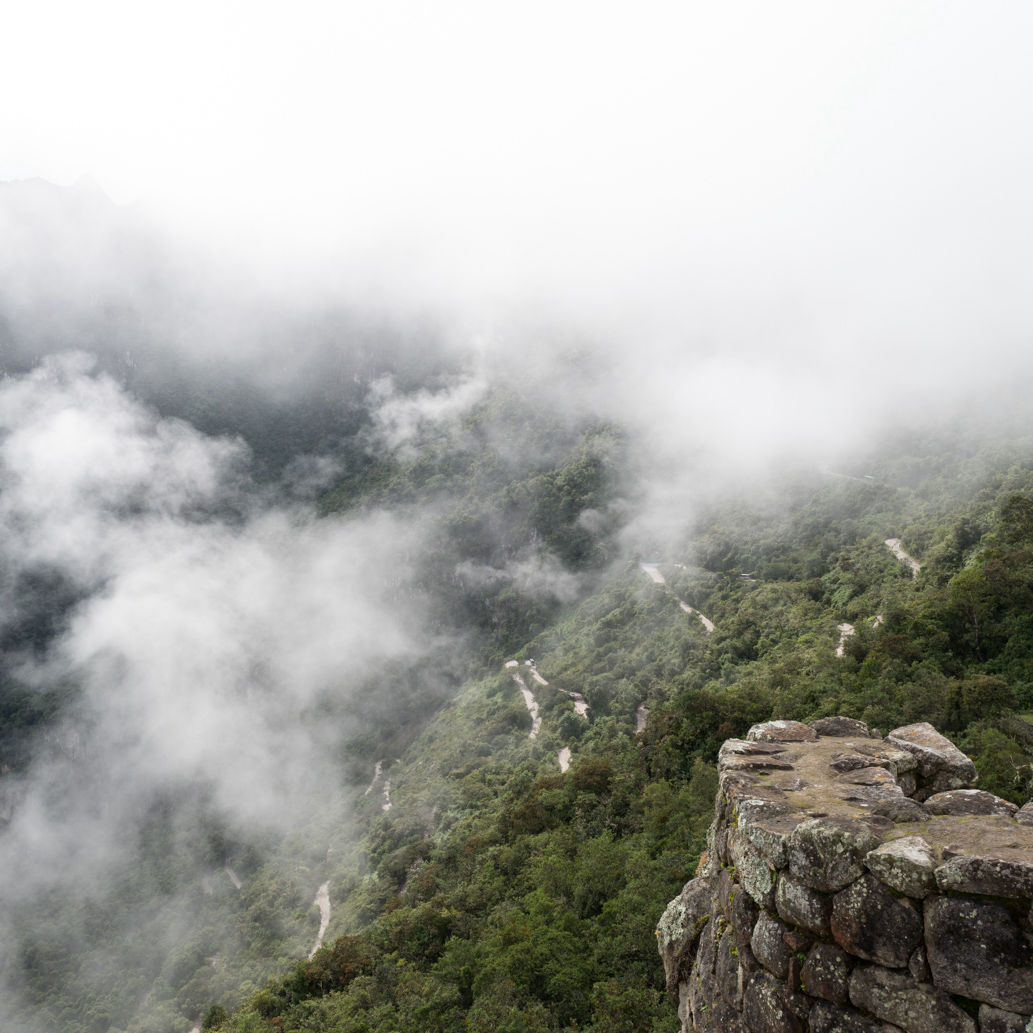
658, 719, 1033, 1033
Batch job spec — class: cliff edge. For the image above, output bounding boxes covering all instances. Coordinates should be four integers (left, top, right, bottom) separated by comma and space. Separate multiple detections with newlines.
658, 717, 1033, 1033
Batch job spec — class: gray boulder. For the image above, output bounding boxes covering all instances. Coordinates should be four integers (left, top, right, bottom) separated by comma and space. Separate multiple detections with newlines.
870, 795, 929, 823
786, 817, 881, 892
800, 942, 852, 1006
977, 1005, 1032, 1033
886, 722, 978, 797
747, 720, 818, 743
775, 873, 832, 937
739, 811, 805, 869
728, 828, 776, 908
934, 850, 1033, 898
864, 835, 938, 898
924, 789, 1017, 817
849, 963, 976, 1033
809, 1000, 899, 1033
742, 970, 809, 1033
925, 897, 1033, 1013
657, 877, 711, 994
831, 873, 922, 967
751, 910, 791, 980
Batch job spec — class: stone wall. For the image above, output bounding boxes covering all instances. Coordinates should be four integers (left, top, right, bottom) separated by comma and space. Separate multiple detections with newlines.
657, 717, 1033, 1033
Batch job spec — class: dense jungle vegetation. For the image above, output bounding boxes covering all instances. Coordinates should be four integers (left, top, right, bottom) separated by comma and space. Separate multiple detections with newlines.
3, 185, 1033, 1033
5, 342, 1033, 1033
201, 423, 1033, 1033
6, 367, 1033, 1033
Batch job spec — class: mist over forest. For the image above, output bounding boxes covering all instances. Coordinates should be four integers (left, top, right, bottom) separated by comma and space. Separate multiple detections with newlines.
2, 168, 1033, 1033
5, 5, 1033, 1032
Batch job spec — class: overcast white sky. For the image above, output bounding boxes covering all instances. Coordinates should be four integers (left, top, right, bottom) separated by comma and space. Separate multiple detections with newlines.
3, 6, 1028, 245
3, 2, 1033, 381
3, 13, 1033, 1017
16, 11, 1033, 1022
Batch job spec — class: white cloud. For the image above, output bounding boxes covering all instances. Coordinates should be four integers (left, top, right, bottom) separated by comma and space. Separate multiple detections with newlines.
0, 356, 429, 893
368, 373, 488, 456
455, 552, 582, 606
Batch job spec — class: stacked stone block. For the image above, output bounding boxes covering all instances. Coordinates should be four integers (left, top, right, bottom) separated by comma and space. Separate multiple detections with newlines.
657, 717, 1033, 1033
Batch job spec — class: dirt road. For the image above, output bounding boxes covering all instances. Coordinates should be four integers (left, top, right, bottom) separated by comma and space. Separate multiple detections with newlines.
640, 563, 714, 633
308, 881, 331, 959
885, 538, 921, 574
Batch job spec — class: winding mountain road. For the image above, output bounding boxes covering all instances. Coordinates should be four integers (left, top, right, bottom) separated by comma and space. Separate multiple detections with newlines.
308, 881, 331, 959
362, 760, 391, 810
505, 660, 589, 770
835, 622, 855, 657
509, 668, 543, 740
636, 704, 649, 733
640, 563, 714, 633
561, 689, 589, 718
885, 538, 921, 575
363, 760, 383, 796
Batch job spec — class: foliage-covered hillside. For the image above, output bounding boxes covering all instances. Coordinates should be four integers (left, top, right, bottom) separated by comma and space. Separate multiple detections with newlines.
202, 430, 1033, 1033
0, 378, 632, 1033
6, 94, 1033, 1033
3, 182, 1033, 1029
5, 340, 1033, 1033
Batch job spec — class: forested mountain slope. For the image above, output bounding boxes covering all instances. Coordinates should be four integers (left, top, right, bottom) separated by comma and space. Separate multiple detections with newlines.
204, 432, 1033, 1033
0, 376, 627, 1033
4, 181, 1033, 1033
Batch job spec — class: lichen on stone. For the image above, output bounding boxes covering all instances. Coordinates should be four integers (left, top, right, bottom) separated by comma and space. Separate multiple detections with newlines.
659, 717, 1033, 1033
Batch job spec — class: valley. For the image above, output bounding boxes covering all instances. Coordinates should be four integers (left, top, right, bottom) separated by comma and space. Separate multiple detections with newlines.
6, 395, 1033, 1033
1, 176, 1032, 1033
190, 427, 1033, 1033
4, 10, 1033, 1027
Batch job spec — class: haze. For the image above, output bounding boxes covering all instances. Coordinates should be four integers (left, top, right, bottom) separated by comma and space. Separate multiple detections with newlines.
4, 5, 1033, 1031
5, 3, 1033, 351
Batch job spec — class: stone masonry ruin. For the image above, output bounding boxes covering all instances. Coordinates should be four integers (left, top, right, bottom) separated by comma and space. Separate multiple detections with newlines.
657, 717, 1033, 1033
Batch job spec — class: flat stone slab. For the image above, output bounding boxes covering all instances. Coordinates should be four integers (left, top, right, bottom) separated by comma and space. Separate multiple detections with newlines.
913, 813, 1033, 856
809, 717, 874, 738
721, 751, 798, 772
835, 766, 899, 787
720, 739, 790, 759
852, 741, 918, 775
